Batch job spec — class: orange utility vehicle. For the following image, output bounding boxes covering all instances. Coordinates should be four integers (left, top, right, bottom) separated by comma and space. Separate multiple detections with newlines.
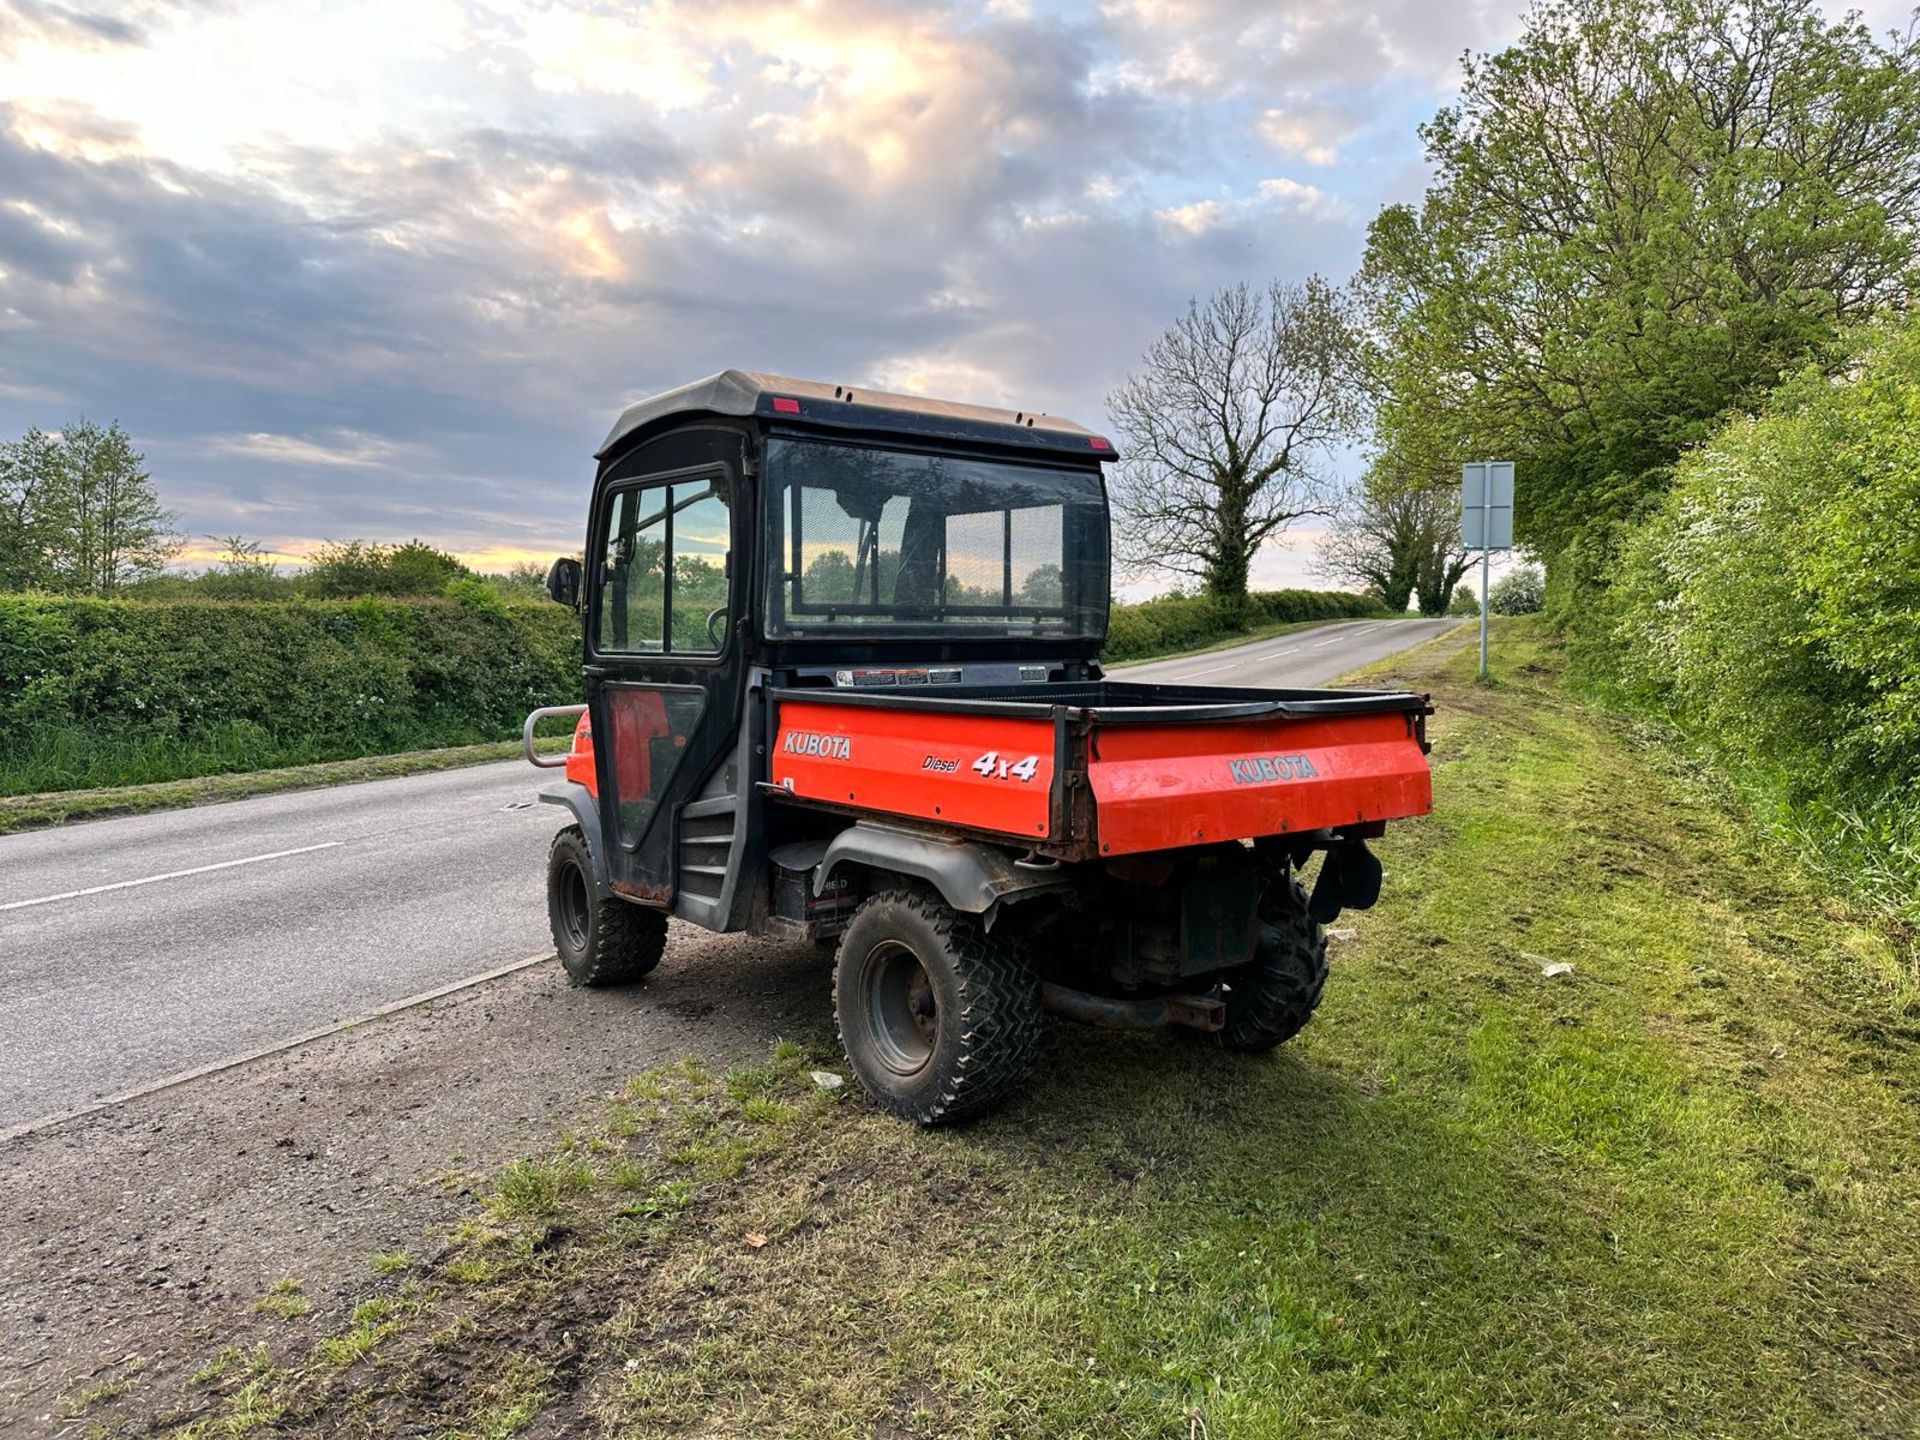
527, 371, 1433, 1124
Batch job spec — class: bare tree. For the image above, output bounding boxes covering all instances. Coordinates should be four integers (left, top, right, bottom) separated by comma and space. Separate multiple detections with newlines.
1107, 278, 1362, 613
1317, 476, 1470, 616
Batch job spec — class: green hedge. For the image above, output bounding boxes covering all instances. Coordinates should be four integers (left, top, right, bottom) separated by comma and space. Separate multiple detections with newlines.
0, 594, 581, 795
1103, 589, 1383, 663
1, 585, 1384, 795
1606, 319, 1920, 911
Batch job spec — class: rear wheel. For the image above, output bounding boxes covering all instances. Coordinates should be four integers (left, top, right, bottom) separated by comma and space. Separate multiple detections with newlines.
547, 825, 667, 986
1217, 875, 1328, 1052
833, 889, 1042, 1126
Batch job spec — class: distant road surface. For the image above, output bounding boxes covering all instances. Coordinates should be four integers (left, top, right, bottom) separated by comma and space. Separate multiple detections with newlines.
0, 616, 1458, 1129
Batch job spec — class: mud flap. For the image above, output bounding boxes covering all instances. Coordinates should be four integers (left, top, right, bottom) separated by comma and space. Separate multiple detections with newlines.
1308, 839, 1382, 924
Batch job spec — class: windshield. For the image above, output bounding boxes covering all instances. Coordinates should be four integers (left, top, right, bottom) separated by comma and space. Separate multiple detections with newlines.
763, 438, 1109, 640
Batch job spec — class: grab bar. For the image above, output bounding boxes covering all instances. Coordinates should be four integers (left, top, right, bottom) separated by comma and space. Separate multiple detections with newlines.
523, 703, 588, 768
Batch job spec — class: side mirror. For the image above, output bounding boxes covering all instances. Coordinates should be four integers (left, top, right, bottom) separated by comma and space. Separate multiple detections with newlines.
545, 556, 583, 610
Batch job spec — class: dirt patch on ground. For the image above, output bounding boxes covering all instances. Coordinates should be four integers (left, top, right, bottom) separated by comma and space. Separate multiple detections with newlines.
0, 924, 831, 1434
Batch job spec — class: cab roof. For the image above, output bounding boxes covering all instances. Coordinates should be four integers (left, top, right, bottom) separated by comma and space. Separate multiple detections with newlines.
596, 369, 1115, 463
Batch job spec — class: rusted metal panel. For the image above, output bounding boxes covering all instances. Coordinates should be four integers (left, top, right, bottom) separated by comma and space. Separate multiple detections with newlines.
611, 879, 672, 907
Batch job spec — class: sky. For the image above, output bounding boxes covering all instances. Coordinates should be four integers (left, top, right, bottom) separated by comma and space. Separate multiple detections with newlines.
3, 0, 1909, 589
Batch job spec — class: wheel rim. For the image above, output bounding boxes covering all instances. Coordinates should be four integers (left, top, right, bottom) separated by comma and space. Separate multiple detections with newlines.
558, 862, 591, 952
863, 939, 937, 1077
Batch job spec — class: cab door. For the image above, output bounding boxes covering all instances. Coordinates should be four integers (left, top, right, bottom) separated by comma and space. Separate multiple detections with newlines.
585, 454, 742, 905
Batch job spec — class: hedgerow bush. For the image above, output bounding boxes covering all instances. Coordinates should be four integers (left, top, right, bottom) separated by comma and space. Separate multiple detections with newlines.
1, 583, 1382, 794
1610, 320, 1920, 906
1488, 565, 1545, 616
0, 595, 581, 794
1102, 588, 1380, 663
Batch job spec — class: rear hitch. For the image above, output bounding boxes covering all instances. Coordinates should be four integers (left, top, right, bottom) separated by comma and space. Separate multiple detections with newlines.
1040, 982, 1225, 1033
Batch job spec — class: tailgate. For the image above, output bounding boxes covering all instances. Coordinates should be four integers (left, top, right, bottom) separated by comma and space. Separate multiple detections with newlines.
1087, 707, 1431, 856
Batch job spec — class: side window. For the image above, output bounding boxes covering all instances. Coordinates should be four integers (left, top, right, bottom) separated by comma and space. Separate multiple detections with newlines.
670, 482, 731, 652
597, 476, 732, 655
600, 487, 667, 652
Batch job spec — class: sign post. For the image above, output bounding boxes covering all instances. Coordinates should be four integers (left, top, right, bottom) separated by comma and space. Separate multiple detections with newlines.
1460, 461, 1514, 679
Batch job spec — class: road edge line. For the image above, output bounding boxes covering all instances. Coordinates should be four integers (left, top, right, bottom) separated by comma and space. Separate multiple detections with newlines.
0, 950, 555, 1145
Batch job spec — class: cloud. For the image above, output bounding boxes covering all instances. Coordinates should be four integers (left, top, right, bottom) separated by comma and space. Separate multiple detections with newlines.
0, 0, 1516, 573
1257, 176, 1351, 222
208, 430, 415, 469
1157, 198, 1225, 236
1257, 104, 1360, 165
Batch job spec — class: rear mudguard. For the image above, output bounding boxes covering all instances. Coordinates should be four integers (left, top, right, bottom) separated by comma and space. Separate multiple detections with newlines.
815, 822, 1069, 929
539, 781, 612, 896
1308, 838, 1382, 923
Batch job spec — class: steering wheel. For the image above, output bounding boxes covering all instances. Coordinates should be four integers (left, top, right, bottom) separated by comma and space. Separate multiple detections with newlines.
706, 607, 728, 650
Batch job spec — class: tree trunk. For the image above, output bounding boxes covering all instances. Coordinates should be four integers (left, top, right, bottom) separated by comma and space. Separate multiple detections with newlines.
1204, 481, 1252, 621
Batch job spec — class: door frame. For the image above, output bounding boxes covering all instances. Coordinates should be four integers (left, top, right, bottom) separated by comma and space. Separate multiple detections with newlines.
583, 445, 749, 905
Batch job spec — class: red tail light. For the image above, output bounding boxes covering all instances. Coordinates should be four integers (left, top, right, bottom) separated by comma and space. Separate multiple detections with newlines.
772, 396, 801, 414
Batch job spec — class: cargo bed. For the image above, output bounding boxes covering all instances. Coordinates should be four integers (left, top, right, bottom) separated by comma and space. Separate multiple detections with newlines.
768, 680, 1433, 860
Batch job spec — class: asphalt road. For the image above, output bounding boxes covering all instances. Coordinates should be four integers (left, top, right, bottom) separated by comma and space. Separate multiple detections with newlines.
1118, 615, 1460, 686
0, 617, 1458, 1129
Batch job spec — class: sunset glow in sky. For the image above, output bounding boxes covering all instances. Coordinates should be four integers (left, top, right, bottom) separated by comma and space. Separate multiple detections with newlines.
4, 0, 1909, 583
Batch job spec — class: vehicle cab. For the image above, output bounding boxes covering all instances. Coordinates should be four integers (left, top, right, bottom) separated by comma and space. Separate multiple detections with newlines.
537, 370, 1118, 933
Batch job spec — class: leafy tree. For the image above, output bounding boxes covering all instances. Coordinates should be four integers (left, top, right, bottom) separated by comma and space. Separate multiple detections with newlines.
2, 420, 181, 594
0, 427, 66, 591
197, 535, 285, 599
302, 539, 471, 597
1020, 562, 1064, 606
1108, 278, 1362, 618
1362, 0, 1920, 599
1316, 474, 1468, 614
482, 560, 550, 599
60, 419, 183, 593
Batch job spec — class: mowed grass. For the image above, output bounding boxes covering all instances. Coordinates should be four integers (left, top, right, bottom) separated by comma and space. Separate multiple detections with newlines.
144, 621, 1920, 1439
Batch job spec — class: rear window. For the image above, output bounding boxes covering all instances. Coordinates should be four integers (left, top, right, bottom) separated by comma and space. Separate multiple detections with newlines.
763, 438, 1109, 641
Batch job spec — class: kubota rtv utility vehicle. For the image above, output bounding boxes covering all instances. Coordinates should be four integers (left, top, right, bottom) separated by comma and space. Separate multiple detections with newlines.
528, 371, 1433, 1124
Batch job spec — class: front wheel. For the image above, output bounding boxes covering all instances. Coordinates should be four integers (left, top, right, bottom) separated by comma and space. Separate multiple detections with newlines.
547, 825, 667, 986
1217, 875, 1328, 1052
833, 889, 1042, 1126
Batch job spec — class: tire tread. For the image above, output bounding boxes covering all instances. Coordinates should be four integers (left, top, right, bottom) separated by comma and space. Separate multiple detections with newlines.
835, 887, 1042, 1126
1219, 875, 1328, 1052
548, 825, 667, 986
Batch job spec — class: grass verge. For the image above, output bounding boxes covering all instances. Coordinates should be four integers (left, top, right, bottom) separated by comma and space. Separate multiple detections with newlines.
92, 620, 1920, 1437
0, 736, 571, 836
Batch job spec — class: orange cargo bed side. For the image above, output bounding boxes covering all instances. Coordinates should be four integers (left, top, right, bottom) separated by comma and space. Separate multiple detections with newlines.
767, 682, 1433, 859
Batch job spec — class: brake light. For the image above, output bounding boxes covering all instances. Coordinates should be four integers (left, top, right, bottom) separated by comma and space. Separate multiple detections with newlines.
1090, 435, 1113, 451
772, 396, 801, 414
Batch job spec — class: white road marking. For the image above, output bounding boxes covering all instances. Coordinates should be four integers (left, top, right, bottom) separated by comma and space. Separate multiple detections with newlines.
1310, 635, 1348, 648
1175, 660, 1241, 679
0, 842, 343, 913
0, 949, 556, 1144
